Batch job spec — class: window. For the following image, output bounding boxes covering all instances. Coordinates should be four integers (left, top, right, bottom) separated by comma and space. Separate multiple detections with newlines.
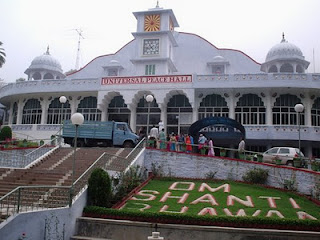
47, 98, 71, 124
272, 94, 304, 125
108, 96, 130, 124
22, 99, 42, 124
198, 94, 229, 119
311, 97, 320, 126
145, 65, 155, 75
136, 97, 160, 133
167, 95, 192, 134
235, 94, 266, 125
77, 97, 101, 121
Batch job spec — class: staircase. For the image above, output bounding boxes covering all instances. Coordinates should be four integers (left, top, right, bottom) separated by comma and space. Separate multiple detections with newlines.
0, 146, 135, 223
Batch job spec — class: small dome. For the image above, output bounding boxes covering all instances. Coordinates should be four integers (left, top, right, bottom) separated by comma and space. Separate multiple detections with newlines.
212, 55, 226, 62
28, 47, 62, 72
265, 35, 304, 62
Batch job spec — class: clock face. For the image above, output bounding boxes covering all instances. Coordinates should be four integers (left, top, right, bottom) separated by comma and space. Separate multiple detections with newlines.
144, 14, 160, 32
143, 39, 160, 55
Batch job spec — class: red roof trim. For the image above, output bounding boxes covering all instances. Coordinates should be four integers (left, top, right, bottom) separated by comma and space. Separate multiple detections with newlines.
67, 31, 262, 77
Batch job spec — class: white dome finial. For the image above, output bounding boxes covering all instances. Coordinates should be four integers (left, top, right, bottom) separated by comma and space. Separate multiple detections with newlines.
46, 45, 50, 55
281, 32, 286, 43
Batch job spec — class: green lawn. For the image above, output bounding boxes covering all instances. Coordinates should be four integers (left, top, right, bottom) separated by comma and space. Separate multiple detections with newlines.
121, 178, 320, 220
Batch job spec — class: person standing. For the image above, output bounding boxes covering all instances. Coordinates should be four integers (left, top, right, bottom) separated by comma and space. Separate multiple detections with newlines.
208, 138, 215, 156
149, 125, 159, 148
159, 128, 166, 149
185, 134, 192, 153
158, 120, 164, 132
238, 137, 245, 159
198, 133, 207, 155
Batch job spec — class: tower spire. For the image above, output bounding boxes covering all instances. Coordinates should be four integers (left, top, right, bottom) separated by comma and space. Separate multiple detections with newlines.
281, 32, 286, 43
46, 45, 50, 55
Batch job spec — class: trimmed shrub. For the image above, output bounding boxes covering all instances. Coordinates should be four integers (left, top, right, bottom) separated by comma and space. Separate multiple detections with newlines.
242, 168, 269, 184
88, 168, 112, 207
0, 126, 12, 141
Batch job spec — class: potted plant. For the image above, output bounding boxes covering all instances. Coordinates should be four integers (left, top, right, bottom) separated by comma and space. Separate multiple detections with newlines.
273, 155, 282, 165
311, 161, 319, 171
293, 157, 301, 168
220, 148, 226, 157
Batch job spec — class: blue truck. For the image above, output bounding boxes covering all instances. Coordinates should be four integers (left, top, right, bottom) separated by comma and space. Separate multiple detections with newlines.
62, 121, 139, 148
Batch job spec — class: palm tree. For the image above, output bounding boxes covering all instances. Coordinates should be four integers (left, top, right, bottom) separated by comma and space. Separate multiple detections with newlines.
0, 41, 6, 68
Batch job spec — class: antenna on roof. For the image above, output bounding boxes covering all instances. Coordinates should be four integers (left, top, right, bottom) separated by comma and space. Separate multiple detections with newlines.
74, 29, 84, 70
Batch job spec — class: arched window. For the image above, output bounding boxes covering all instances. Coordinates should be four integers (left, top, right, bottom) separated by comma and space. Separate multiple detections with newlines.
268, 65, 278, 73
12, 102, 18, 124
311, 97, 320, 126
47, 98, 71, 124
136, 97, 160, 133
32, 72, 41, 80
235, 94, 266, 125
77, 97, 101, 121
296, 65, 304, 73
280, 63, 294, 73
273, 94, 304, 125
43, 73, 54, 79
108, 96, 130, 123
22, 99, 42, 124
198, 94, 228, 119
167, 94, 192, 134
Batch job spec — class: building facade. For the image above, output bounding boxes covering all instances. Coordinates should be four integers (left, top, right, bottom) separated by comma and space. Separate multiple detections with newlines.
0, 5, 320, 157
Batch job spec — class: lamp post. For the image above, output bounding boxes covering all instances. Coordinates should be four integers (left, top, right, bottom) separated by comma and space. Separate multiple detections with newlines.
146, 95, 154, 134
69, 112, 84, 206
294, 103, 304, 155
59, 96, 67, 146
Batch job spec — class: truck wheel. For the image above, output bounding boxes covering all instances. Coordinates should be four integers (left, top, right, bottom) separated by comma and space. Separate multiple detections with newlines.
123, 141, 134, 148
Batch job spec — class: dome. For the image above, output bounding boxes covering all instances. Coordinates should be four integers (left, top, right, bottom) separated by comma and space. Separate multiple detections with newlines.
27, 47, 63, 73
212, 55, 226, 62
265, 35, 304, 62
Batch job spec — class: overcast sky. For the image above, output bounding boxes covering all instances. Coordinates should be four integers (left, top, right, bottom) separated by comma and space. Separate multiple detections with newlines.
1, 0, 320, 82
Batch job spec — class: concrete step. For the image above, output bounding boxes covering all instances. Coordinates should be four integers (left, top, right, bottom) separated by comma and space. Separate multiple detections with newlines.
71, 236, 112, 240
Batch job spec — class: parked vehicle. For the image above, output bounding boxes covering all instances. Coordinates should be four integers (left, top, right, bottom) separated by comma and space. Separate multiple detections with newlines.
262, 147, 304, 166
62, 121, 139, 148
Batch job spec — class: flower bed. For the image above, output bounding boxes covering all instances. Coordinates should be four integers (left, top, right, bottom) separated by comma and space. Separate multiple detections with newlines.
83, 178, 320, 231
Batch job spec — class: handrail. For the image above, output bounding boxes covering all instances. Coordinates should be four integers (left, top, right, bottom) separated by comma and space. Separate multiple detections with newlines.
0, 145, 146, 222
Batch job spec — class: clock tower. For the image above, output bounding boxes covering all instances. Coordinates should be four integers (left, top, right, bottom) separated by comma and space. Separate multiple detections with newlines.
130, 4, 179, 75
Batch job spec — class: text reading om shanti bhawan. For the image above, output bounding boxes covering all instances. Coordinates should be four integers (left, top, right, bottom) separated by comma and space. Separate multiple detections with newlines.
122, 182, 318, 220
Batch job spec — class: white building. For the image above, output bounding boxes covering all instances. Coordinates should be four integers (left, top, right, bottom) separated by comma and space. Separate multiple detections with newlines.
0, 5, 319, 157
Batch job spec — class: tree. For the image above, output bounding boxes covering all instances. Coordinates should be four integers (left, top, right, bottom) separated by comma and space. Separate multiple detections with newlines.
65, 69, 77, 75
87, 168, 112, 207
0, 41, 6, 68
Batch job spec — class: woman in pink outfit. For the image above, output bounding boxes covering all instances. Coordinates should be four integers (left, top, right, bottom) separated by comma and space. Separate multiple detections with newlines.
208, 138, 215, 156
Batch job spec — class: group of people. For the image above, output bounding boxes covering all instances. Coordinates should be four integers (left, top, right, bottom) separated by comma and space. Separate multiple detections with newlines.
139, 121, 246, 157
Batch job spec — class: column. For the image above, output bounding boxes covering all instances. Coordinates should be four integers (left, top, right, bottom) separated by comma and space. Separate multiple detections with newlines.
40, 99, 48, 124
129, 104, 136, 131
17, 101, 23, 124
228, 96, 235, 120
8, 102, 13, 124
265, 95, 273, 125
160, 103, 167, 132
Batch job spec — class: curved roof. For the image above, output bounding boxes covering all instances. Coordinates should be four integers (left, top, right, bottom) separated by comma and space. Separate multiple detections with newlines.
266, 35, 304, 62
25, 47, 63, 74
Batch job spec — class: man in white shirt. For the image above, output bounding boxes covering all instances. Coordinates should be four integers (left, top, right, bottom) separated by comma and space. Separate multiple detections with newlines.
149, 125, 159, 148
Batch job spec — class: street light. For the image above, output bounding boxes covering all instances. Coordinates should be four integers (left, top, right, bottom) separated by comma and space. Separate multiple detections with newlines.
146, 94, 154, 134
294, 103, 304, 154
69, 112, 84, 206
59, 96, 67, 146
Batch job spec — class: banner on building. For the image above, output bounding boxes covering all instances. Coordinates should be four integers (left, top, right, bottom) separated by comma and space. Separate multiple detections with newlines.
101, 75, 192, 85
